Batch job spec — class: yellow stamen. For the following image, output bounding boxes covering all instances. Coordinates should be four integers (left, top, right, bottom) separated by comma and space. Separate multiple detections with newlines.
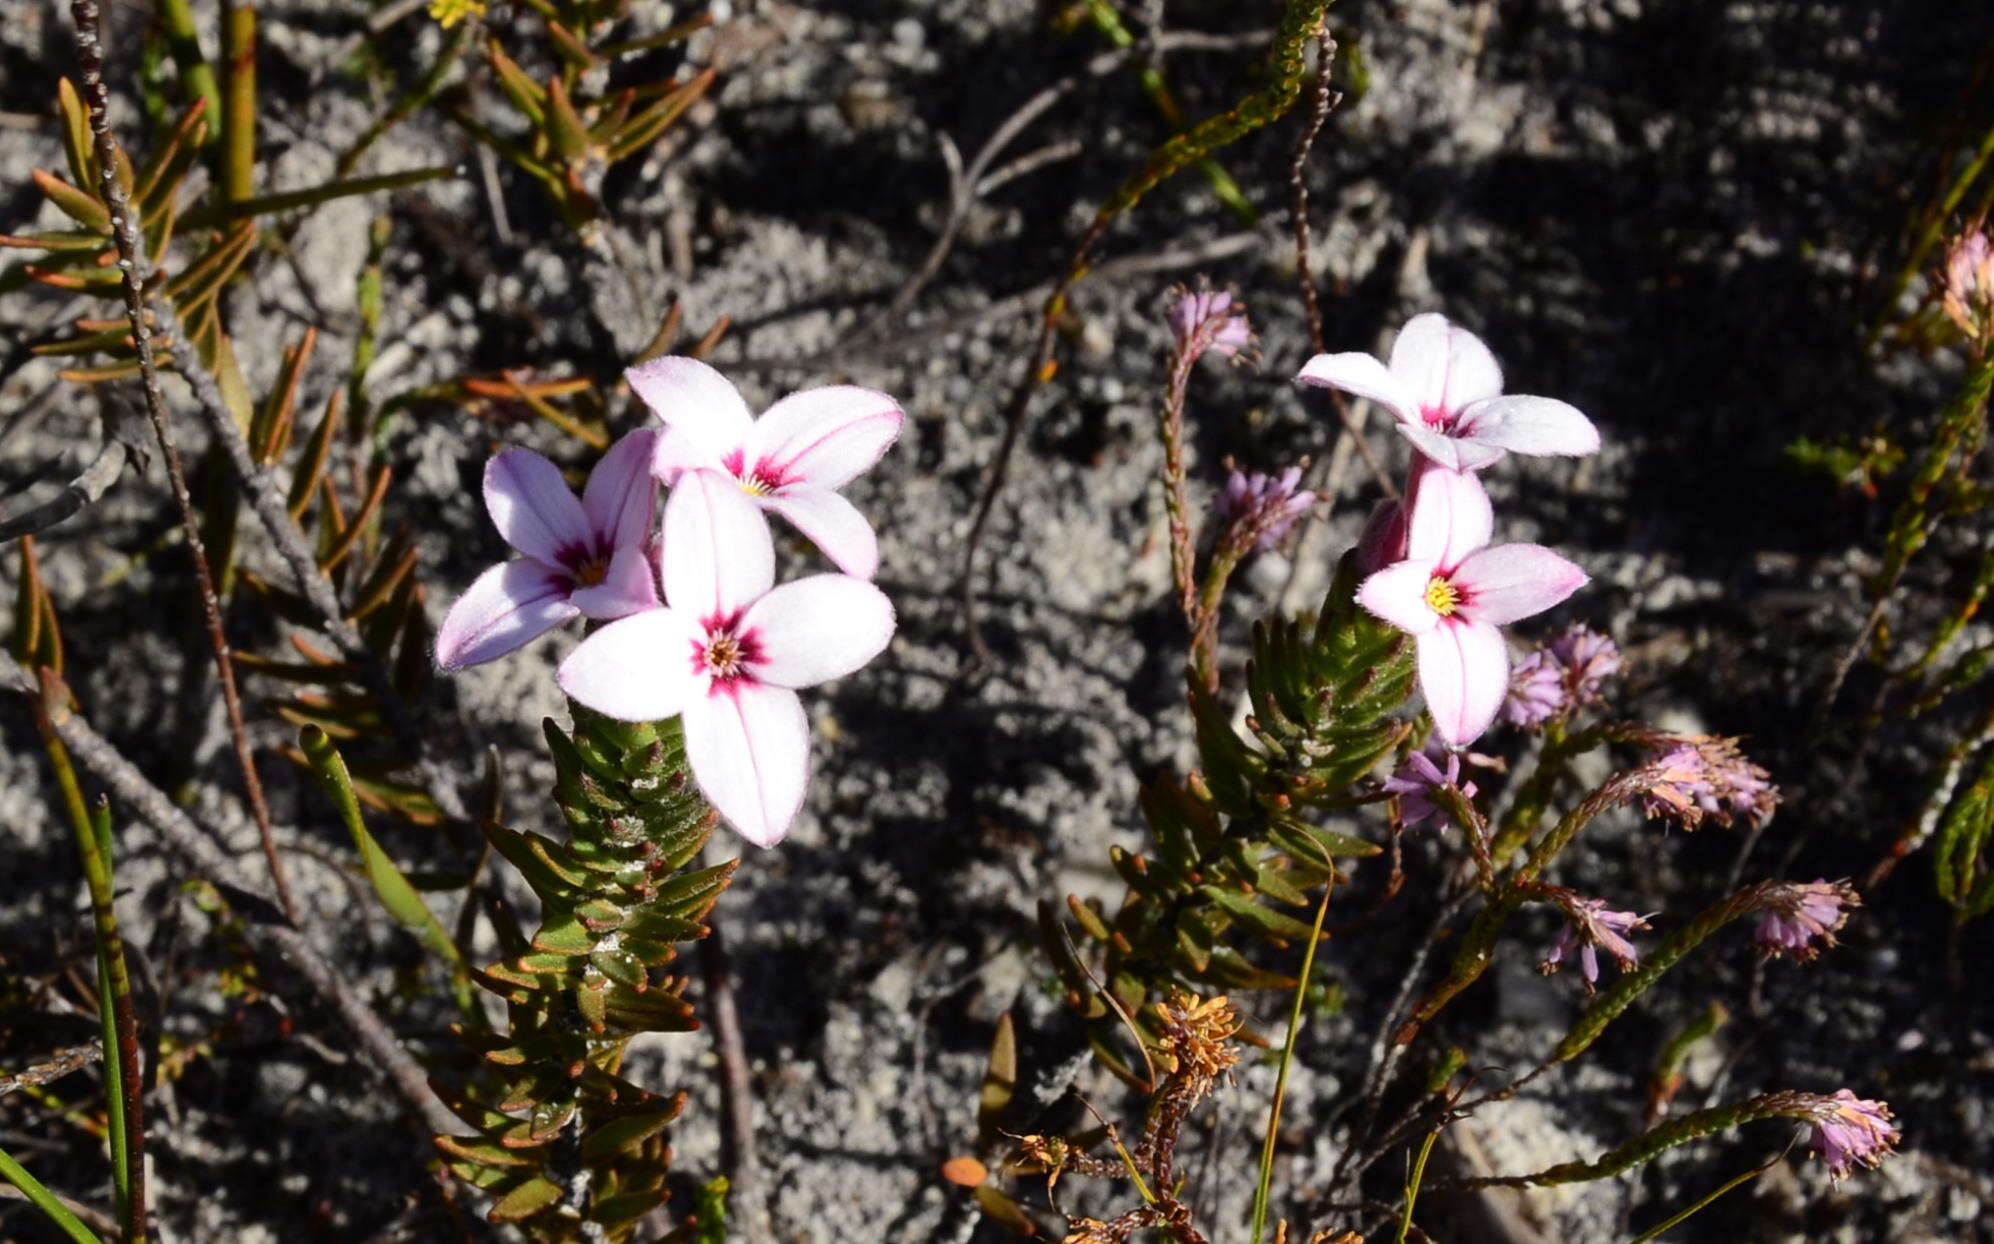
1424, 575, 1461, 616
573, 558, 608, 587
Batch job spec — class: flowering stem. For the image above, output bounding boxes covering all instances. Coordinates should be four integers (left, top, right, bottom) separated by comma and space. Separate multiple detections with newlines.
1489, 722, 1593, 863
1248, 879, 1333, 1244
1471, 1093, 1800, 1188
1160, 344, 1201, 626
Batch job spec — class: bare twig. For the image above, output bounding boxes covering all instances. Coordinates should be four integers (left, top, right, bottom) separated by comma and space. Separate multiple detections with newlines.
0, 650, 459, 1138
697, 920, 768, 1244
0, 1045, 102, 1097
69, 0, 298, 925
0, 438, 128, 542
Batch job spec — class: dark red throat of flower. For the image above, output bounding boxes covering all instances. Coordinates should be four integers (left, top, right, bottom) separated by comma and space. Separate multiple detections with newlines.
572, 557, 609, 587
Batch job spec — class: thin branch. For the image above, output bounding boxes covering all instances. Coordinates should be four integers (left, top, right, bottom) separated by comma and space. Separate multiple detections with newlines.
0, 650, 458, 1138
0, 439, 128, 542
68, 0, 298, 922
697, 920, 768, 1244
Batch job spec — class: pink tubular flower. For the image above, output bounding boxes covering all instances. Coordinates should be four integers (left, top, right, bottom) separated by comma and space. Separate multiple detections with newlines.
557, 470, 895, 847
1539, 893, 1649, 990
435, 429, 661, 669
1167, 286, 1253, 361
1943, 226, 1994, 341
1501, 649, 1565, 729
1219, 467, 1315, 550
1640, 736, 1778, 830
1296, 312, 1599, 472
1356, 463, 1588, 746
1383, 740, 1478, 830
1801, 1091, 1899, 1181
1501, 624, 1623, 729
1753, 879, 1858, 962
627, 356, 903, 578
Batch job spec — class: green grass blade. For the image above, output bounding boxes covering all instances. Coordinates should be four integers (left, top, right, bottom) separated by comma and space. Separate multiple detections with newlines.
0, 1144, 105, 1244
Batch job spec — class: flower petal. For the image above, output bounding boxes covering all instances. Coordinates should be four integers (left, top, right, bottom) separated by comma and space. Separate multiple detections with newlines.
625, 356, 755, 465
661, 469, 775, 618
682, 681, 810, 848
569, 542, 660, 620
750, 386, 904, 490
1394, 420, 1508, 473
1295, 352, 1418, 422
1418, 620, 1509, 747
1403, 460, 1492, 568
1389, 313, 1504, 415
652, 426, 720, 484
1452, 543, 1589, 626
738, 573, 895, 689
581, 428, 660, 549
761, 488, 881, 578
1356, 559, 1444, 636
556, 606, 701, 721
1454, 394, 1601, 458
485, 448, 591, 566
435, 559, 579, 669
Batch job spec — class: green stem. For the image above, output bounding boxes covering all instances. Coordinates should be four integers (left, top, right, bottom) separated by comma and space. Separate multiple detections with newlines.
154, 0, 223, 141
1627, 1161, 1769, 1243
1248, 880, 1333, 1244
221, 2, 256, 203
0, 1144, 104, 1244
1396, 1128, 1438, 1244
35, 707, 146, 1244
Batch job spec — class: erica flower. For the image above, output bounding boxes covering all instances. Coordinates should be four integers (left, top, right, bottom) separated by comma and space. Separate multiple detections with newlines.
1218, 467, 1315, 550
1752, 879, 1858, 962
1501, 649, 1565, 729
1800, 1091, 1899, 1181
1640, 736, 1778, 830
557, 470, 895, 847
435, 429, 660, 669
1356, 463, 1588, 746
1166, 286, 1252, 361
628, 356, 903, 578
1942, 225, 1994, 341
1297, 312, 1599, 472
1382, 740, 1478, 830
1501, 624, 1623, 729
1539, 893, 1649, 989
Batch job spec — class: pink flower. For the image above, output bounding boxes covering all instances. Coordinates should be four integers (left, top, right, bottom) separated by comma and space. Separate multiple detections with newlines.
1500, 624, 1623, 729
1167, 286, 1253, 361
1382, 739, 1478, 830
1943, 226, 1994, 340
557, 470, 895, 847
435, 429, 661, 669
1640, 736, 1778, 830
1297, 312, 1599, 472
1752, 879, 1858, 963
1218, 467, 1315, 550
1355, 464, 1588, 746
1539, 893, 1649, 989
627, 357, 903, 578
1801, 1091, 1899, 1181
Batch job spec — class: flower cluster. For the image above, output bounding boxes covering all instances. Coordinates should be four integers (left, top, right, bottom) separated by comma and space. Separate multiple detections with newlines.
1166, 285, 1253, 363
1799, 1090, 1900, 1182
438, 358, 904, 847
1539, 891, 1650, 990
1501, 624, 1622, 729
1752, 879, 1858, 962
1640, 735, 1779, 830
1382, 739, 1479, 830
1301, 313, 1600, 746
1217, 466, 1316, 551
1942, 224, 1994, 343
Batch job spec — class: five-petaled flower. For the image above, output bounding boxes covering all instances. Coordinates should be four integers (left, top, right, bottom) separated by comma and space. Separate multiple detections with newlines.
435, 429, 661, 669
1356, 463, 1588, 746
1539, 893, 1649, 990
629, 356, 904, 578
1297, 312, 1600, 472
557, 470, 895, 847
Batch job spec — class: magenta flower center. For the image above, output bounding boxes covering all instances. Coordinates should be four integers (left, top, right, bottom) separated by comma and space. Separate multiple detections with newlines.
692, 614, 767, 692
722, 449, 787, 497
1419, 404, 1454, 429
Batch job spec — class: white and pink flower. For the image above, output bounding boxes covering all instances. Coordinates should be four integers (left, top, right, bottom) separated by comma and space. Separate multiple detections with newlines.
1355, 464, 1587, 747
557, 470, 895, 848
628, 356, 903, 579
1297, 312, 1599, 473
435, 429, 661, 669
